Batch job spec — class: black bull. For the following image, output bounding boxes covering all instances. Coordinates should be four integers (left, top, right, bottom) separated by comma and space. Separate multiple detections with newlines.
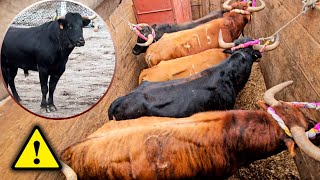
109, 37, 262, 120
1, 13, 91, 112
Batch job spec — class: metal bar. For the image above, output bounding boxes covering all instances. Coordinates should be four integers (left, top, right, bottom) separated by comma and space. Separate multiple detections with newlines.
136, 8, 173, 15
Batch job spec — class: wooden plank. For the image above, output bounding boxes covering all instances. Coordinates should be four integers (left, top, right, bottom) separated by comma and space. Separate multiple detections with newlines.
210, 0, 222, 11
249, 0, 320, 179
0, 0, 147, 179
200, 0, 210, 17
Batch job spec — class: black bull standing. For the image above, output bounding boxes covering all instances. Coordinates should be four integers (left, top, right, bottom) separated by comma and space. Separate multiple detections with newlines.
1, 13, 96, 112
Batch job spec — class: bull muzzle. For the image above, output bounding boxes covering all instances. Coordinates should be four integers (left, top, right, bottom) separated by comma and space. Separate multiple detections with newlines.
75, 37, 85, 47
264, 81, 320, 161
223, 0, 265, 12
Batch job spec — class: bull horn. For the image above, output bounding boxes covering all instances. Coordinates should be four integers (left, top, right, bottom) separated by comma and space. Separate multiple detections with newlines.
136, 34, 154, 47
253, 33, 280, 51
218, 29, 235, 49
136, 23, 150, 27
263, 81, 294, 106
247, 0, 266, 12
60, 160, 77, 180
55, 16, 65, 20
81, 14, 97, 20
291, 126, 320, 161
222, 0, 233, 11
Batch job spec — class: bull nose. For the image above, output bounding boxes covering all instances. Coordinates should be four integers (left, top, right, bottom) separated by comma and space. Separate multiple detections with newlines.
76, 38, 85, 46
132, 49, 141, 55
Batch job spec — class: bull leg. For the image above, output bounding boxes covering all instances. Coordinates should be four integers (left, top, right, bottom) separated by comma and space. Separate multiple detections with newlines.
38, 67, 50, 112
47, 74, 61, 112
7, 67, 21, 102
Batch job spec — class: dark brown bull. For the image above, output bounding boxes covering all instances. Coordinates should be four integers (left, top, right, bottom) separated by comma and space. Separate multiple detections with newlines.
60, 81, 320, 179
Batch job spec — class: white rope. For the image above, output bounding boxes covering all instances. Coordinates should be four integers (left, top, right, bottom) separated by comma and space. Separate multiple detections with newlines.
271, 11, 305, 37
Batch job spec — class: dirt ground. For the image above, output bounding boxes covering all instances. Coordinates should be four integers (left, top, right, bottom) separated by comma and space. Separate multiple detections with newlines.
229, 64, 300, 179
8, 22, 115, 118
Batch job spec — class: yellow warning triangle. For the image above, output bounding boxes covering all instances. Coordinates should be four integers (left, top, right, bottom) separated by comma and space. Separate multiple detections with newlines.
12, 126, 61, 170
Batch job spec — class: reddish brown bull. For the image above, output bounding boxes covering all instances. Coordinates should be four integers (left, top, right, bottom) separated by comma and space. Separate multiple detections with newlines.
139, 49, 228, 84
144, 0, 265, 67
60, 81, 320, 179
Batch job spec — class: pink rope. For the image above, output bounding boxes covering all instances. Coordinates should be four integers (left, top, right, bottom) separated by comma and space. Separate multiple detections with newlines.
134, 29, 148, 41
132, 24, 156, 42
315, 123, 320, 132
231, 39, 260, 51
252, 0, 256, 7
290, 102, 320, 109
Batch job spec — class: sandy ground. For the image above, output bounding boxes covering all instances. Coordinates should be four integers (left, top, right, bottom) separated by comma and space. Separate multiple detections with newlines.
8, 23, 115, 118
229, 64, 300, 179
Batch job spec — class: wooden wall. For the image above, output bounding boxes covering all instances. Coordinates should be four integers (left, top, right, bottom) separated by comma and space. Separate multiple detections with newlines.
190, 0, 223, 19
250, 0, 320, 120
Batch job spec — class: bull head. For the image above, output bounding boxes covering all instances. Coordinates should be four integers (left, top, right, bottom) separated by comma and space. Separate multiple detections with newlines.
54, 13, 97, 47
218, 29, 280, 52
223, 0, 266, 12
264, 81, 320, 161
130, 23, 155, 47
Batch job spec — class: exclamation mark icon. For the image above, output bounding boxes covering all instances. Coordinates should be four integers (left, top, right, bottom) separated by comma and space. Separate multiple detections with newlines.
34, 141, 40, 164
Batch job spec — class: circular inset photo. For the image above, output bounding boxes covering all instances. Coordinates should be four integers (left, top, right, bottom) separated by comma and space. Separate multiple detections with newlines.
0, 0, 115, 119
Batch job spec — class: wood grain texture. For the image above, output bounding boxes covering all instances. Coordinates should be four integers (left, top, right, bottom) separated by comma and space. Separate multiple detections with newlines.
190, 0, 222, 19
249, 0, 320, 179
0, 0, 146, 179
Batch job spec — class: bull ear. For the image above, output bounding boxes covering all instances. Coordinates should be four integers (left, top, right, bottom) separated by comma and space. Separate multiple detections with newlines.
223, 49, 233, 54
58, 19, 67, 29
82, 19, 91, 26
151, 24, 157, 28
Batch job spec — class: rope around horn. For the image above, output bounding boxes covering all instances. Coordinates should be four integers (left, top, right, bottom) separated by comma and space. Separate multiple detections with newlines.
267, 107, 320, 139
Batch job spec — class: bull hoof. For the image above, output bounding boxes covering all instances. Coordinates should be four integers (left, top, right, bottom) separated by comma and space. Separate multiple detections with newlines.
40, 106, 50, 113
48, 104, 57, 112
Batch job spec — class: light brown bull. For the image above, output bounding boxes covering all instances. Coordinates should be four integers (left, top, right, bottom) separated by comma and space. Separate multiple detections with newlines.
61, 81, 320, 180
144, 0, 265, 67
139, 49, 229, 84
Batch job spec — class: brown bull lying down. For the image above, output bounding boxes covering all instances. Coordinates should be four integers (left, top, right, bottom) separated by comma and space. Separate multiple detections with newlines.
139, 49, 229, 84
144, 0, 265, 67
60, 81, 320, 179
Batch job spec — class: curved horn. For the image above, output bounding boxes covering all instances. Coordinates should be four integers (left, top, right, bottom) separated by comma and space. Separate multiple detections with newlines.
263, 81, 293, 106
247, 0, 266, 12
136, 34, 154, 47
222, 0, 233, 10
253, 33, 280, 51
60, 160, 77, 180
136, 23, 150, 27
81, 14, 97, 20
291, 126, 320, 161
218, 29, 235, 49
55, 16, 65, 20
